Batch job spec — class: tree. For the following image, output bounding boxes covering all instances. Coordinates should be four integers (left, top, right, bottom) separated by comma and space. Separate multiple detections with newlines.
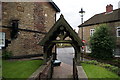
89, 24, 115, 59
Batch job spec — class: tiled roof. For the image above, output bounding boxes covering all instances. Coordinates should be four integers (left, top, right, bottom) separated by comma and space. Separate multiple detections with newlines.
78, 8, 120, 27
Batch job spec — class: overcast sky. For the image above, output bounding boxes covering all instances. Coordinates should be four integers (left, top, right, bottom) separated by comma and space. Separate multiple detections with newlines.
53, 0, 120, 32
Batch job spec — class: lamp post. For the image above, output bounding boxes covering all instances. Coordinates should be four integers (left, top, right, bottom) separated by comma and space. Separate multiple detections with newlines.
79, 8, 85, 40
79, 8, 85, 61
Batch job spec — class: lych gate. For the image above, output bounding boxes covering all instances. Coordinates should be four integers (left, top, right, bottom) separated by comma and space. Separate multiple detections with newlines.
40, 14, 83, 64
40, 14, 83, 79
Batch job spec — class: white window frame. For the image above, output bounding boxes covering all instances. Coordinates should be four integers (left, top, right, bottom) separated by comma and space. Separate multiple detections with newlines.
116, 27, 120, 37
0, 32, 5, 47
86, 46, 91, 53
90, 29, 95, 36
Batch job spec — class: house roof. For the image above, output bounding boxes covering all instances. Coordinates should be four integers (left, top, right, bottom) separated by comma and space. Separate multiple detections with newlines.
78, 8, 120, 27
49, 0, 60, 12
40, 14, 83, 46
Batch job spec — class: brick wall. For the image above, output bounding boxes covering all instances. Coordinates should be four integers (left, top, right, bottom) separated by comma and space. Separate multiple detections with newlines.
79, 25, 97, 45
78, 22, 120, 53
114, 22, 120, 46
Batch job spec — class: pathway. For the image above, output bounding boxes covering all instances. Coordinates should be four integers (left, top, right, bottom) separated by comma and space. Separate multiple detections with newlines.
52, 62, 73, 79
52, 62, 88, 80
52, 47, 88, 80
57, 47, 74, 65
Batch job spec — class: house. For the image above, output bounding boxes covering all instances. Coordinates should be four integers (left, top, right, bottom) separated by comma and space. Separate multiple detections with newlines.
0, 1, 60, 57
78, 4, 120, 56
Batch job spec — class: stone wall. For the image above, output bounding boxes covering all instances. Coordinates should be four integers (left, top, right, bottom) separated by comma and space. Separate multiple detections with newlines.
2, 2, 57, 56
43, 2, 56, 32
34, 2, 45, 32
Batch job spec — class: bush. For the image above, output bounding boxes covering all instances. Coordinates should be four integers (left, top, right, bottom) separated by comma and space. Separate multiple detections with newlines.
89, 24, 115, 59
101, 63, 119, 73
101, 63, 111, 68
118, 69, 120, 76
83, 60, 100, 65
83, 60, 120, 75
2, 50, 13, 59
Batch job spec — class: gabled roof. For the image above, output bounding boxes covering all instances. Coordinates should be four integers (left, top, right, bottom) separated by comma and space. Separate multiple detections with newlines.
49, 0, 60, 12
78, 8, 120, 27
40, 14, 83, 46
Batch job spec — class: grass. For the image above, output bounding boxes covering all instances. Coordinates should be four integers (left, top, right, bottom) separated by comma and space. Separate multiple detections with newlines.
82, 63, 120, 80
56, 43, 72, 48
2, 60, 43, 79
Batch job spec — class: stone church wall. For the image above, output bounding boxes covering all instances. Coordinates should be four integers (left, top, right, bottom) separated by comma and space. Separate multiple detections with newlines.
2, 2, 57, 56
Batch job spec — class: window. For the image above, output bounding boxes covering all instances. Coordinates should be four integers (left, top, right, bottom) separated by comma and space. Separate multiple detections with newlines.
90, 29, 95, 36
86, 46, 91, 53
116, 27, 120, 37
0, 32, 5, 47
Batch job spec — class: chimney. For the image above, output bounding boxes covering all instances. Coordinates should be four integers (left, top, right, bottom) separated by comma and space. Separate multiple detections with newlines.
106, 4, 113, 13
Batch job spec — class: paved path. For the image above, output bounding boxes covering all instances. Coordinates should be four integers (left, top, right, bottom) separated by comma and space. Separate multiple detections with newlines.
52, 62, 73, 79
57, 47, 90, 65
57, 47, 74, 65
52, 62, 88, 80
52, 47, 88, 79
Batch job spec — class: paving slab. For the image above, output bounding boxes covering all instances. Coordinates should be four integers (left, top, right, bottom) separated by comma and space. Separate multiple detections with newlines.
77, 66, 88, 80
52, 62, 73, 79
52, 61, 88, 80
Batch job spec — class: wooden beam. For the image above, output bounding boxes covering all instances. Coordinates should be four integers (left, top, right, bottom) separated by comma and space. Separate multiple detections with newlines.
51, 40, 73, 43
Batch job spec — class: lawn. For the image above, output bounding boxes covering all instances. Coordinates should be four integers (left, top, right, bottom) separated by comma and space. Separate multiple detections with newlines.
82, 63, 120, 80
2, 60, 43, 79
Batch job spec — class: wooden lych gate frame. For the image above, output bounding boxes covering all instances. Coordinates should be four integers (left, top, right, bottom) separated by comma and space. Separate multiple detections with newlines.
40, 14, 83, 64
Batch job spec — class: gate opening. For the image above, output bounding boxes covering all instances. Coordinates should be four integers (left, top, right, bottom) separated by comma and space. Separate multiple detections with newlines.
56, 43, 75, 65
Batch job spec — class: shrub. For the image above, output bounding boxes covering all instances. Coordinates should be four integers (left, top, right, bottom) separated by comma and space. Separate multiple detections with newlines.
2, 50, 13, 59
83, 60, 120, 75
101, 64, 112, 68
118, 69, 120, 76
84, 60, 99, 65
101, 64, 119, 73
89, 24, 115, 59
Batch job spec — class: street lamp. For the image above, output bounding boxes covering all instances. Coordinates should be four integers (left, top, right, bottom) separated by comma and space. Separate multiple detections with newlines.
79, 8, 85, 61
79, 8, 85, 40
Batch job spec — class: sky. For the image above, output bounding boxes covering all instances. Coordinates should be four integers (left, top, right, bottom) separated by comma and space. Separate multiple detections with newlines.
53, 0, 120, 32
